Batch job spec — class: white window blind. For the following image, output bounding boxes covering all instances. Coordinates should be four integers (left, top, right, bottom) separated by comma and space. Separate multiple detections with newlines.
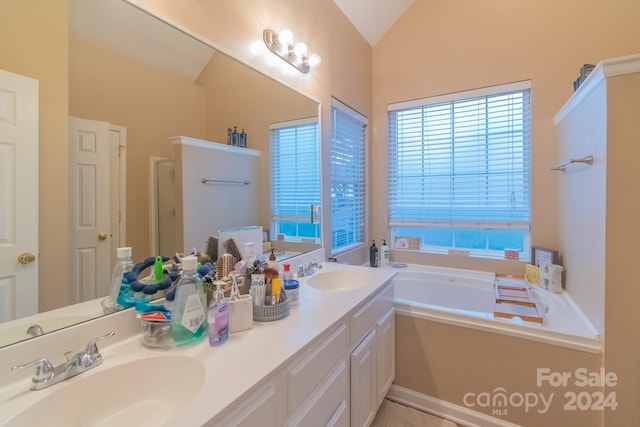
331, 100, 367, 253
388, 82, 531, 257
270, 118, 320, 241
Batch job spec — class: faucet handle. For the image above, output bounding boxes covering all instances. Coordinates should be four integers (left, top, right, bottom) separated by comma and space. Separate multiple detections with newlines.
84, 331, 115, 360
11, 358, 54, 382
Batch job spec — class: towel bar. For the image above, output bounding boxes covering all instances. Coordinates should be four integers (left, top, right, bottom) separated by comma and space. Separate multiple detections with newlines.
550, 155, 593, 173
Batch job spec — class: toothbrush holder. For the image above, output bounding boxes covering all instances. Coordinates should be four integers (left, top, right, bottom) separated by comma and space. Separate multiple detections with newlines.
253, 291, 289, 322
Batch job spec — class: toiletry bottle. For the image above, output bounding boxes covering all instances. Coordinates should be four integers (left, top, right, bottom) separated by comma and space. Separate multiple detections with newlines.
380, 239, 390, 267
240, 128, 247, 148
107, 247, 134, 308
208, 282, 229, 346
171, 255, 207, 347
231, 126, 239, 146
282, 263, 299, 306
369, 240, 378, 267
268, 248, 277, 270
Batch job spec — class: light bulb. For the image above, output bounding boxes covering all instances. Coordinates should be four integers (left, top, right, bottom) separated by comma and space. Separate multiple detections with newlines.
293, 42, 308, 58
307, 53, 321, 68
278, 29, 293, 46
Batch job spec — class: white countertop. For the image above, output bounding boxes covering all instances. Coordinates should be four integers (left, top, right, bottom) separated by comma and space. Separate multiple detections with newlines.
0, 261, 396, 426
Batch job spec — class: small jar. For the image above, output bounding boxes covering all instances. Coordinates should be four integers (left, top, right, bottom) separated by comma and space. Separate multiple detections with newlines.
284, 279, 299, 307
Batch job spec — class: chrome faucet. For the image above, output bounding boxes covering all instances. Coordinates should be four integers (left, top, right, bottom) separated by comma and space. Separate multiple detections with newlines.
11, 331, 115, 390
297, 259, 323, 277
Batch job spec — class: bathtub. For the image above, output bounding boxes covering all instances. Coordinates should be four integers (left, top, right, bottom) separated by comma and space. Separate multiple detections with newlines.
390, 264, 601, 353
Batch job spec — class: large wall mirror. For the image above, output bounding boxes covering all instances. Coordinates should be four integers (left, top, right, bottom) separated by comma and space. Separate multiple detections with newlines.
0, 0, 320, 347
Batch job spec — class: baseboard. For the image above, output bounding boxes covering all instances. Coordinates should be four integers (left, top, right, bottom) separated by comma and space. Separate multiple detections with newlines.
386, 385, 521, 427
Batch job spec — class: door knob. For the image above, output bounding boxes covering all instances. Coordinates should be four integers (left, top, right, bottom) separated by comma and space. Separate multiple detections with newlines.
17, 252, 36, 264
98, 233, 108, 241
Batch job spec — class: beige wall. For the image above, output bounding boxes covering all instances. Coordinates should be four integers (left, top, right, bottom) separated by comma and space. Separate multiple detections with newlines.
396, 314, 603, 427
0, 0, 69, 312
372, 0, 640, 273
602, 73, 640, 426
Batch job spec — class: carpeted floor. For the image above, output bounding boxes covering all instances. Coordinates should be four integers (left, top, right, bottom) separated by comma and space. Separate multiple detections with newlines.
371, 399, 458, 427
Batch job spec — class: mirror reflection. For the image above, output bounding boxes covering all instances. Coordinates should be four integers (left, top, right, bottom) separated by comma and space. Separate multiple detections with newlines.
0, 0, 320, 347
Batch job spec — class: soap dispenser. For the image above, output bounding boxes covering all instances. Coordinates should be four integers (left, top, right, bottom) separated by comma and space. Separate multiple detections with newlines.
171, 255, 207, 347
208, 281, 229, 346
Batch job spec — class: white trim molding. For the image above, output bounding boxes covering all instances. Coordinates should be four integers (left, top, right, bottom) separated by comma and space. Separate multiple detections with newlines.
554, 53, 640, 124
386, 385, 521, 427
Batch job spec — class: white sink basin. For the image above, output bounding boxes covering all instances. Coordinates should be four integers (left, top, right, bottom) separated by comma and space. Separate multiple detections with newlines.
307, 270, 370, 291
5, 355, 204, 427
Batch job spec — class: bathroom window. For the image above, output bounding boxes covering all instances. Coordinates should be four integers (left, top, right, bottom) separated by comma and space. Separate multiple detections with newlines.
387, 81, 531, 259
270, 118, 320, 241
331, 98, 367, 254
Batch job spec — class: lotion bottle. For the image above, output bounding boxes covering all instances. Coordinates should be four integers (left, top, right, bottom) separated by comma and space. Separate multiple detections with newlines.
380, 239, 390, 267
171, 255, 207, 347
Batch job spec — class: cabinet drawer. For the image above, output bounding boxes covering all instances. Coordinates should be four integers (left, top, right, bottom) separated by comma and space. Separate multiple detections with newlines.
350, 283, 394, 347
287, 322, 348, 413
288, 360, 348, 427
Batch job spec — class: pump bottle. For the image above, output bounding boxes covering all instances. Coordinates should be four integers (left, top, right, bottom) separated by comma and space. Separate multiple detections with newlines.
380, 239, 390, 267
171, 255, 207, 347
208, 282, 229, 346
369, 240, 378, 267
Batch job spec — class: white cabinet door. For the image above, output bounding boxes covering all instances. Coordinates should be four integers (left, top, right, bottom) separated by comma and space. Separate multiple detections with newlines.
350, 329, 377, 427
210, 381, 279, 427
376, 307, 395, 406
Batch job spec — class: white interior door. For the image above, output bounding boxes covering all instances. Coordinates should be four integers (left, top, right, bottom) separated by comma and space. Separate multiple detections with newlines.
69, 117, 110, 303
0, 70, 39, 322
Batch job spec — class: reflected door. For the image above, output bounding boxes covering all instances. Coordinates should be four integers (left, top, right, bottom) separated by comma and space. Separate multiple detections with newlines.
68, 117, 110, 303
0, 70, 39, 321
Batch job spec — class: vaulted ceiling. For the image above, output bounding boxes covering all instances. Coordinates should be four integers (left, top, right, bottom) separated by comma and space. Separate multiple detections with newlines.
332, 0, 415, 46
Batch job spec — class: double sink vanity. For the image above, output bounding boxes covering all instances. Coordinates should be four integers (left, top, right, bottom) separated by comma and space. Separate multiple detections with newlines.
0, 251, 397, 426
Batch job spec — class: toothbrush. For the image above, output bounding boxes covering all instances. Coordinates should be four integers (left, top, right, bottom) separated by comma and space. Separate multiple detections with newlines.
229, 274, 240, 301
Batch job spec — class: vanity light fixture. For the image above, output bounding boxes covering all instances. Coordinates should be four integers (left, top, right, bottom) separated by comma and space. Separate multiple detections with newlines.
263, 28, 321, 74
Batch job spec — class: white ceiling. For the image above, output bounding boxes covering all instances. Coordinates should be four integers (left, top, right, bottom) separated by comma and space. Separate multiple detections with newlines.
332, 0, 415, 46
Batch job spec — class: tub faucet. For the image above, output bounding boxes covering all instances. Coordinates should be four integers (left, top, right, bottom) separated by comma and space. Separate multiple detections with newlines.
11, 331, 115, 390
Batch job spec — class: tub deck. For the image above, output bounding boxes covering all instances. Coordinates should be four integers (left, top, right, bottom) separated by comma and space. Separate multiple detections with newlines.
389, 264, 601, 353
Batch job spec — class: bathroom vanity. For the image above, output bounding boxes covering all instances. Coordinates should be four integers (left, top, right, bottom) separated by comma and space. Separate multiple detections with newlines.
0, 255, 396, 426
